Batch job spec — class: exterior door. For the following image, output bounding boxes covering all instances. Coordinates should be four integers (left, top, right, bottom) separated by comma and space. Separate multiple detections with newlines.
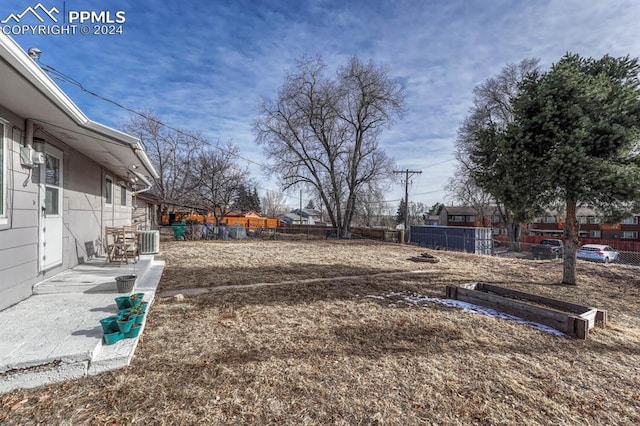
40, 146, 63, 270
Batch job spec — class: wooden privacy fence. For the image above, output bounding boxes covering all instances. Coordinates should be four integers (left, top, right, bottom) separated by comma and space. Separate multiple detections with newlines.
276, 225, 401, 242
222, 217, 280, 229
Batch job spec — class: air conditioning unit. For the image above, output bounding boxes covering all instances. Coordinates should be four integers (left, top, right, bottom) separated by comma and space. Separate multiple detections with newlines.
139, 230, 160, 254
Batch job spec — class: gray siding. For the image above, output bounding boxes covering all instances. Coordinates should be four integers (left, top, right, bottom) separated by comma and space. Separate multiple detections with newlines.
0, 105, 134, 311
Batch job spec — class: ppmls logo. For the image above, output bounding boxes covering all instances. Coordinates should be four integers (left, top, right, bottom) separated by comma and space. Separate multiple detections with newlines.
2, 2, 126, 36
1, 3, 59, 24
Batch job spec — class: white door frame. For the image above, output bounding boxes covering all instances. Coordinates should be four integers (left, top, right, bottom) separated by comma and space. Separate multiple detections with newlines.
39, 145, 64, 271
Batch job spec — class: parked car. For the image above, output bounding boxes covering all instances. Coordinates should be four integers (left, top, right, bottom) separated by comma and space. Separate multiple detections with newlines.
576, 244, 619, 263
531, 239, 564, 259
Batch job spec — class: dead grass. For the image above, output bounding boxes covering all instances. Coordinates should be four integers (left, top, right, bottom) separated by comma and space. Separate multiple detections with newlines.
2, 240, 640, 425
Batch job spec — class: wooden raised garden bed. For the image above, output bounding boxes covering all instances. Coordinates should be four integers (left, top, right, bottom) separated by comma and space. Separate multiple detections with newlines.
446, 282, 607, 339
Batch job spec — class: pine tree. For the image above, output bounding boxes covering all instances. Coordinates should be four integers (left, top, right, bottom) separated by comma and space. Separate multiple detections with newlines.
396, 198, 406, 225
251, 187, 261, 213
473, 53, 640, 284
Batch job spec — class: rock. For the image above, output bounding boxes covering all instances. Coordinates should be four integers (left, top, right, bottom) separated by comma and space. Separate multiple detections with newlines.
173, 294, 185, 302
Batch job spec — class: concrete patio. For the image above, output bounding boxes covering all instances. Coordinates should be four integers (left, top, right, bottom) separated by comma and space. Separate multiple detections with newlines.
0, 255, 165, 393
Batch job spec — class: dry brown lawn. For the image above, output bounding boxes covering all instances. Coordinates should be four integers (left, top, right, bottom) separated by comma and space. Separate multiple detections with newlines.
2, 239, 640, 425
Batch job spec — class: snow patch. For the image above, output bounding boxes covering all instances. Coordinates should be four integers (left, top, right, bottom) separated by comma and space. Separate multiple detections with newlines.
367, 291, 565, 337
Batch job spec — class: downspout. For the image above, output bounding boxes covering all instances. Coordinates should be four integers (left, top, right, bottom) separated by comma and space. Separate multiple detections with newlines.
25, 119, 33, 148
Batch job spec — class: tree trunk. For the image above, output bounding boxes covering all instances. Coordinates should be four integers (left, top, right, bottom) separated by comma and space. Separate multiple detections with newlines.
507, 217, 521, 251
562, 199, 579, 285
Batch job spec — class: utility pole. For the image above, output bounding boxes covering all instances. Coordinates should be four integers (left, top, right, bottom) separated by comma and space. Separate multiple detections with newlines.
393, 169, 422, 243
299, 189, 303, 225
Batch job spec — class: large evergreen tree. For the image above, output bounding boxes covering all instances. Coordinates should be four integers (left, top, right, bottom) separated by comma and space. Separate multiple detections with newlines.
474, 53, 640, 284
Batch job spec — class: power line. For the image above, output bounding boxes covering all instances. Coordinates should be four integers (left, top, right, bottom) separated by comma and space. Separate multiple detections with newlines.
35, 59, 449, 211
37, 59, 268, 170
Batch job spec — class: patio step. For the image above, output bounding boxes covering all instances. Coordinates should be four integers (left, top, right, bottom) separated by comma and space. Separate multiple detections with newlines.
0, 258, 164, 394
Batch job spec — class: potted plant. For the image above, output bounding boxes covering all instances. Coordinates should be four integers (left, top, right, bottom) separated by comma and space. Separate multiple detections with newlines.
116, 311, 135, 333
129, 305, 145, 325
129, 292, 144, 307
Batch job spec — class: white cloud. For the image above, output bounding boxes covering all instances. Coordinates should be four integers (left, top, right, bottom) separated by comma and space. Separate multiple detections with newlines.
6, 0, 640, 208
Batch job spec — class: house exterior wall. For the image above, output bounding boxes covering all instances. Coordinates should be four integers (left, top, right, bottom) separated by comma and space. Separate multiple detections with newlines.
132, 197, 157, 230
0, 105, 39, 309
0, 104, 134, 311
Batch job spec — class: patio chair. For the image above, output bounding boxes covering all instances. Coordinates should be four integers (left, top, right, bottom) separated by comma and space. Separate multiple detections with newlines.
122, 225, 140, 263
105, 227, 125, 264
105, 226, 139, 264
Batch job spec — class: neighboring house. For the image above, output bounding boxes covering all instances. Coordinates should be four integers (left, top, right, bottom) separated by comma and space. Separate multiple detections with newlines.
438, 206, 480, 227
438, 204, 640, 242
225, 210, 263, 219
528, 207, 640, 241
132, 192, 159, 230
280, 212, 315, 225
291, 208, 322, 222
0, 33, 158, 310
425, 215, 440, 226
280, 208, 322, 225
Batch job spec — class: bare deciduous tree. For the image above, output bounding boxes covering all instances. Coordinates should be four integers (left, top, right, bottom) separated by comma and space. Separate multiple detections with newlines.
191, 145, 251, 225
444, 169, 493, 226
452, 59, 541, 249
254, 55, 404, 236
122, 111, 204, 216
261, 190, 288, 219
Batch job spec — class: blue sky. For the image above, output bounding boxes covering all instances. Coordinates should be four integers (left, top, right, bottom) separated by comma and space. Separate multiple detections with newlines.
3, 0, 640, 212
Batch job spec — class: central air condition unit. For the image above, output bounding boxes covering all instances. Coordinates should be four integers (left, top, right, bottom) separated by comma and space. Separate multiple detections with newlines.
139, 230, 160, 254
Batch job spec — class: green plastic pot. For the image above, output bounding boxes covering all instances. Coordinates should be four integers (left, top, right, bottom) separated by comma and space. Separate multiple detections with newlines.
99, 316, 119, 334
134, 313, 145, 325
117, 317, 134, 333
103, 331, 123, 345
125, 324, 142, 339
115, 296, 131, 309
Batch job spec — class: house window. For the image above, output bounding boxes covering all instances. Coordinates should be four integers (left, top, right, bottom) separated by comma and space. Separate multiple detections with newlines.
577, 216, 587, 224
105, 175, 113, 205
120, 185, 127, 206
621, 231, 638, 239
491, 214, 500, 223
0, 120, 5, 218
466, 215, 475, 222
588, 216, 601, 224
589, 230, 601, 238
543, 216, 556, 223
621, 216, 638, 225
451, 215, 465, 222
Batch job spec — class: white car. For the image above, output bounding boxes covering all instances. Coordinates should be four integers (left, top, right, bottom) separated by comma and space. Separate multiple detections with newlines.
576, 244, 620, 263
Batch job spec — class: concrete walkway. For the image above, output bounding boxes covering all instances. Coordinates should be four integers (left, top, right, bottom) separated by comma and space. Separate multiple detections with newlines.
0, 255, 165, 393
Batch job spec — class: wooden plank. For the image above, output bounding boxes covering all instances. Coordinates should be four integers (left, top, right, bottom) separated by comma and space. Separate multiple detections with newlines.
596, 310, 608, 327
571, 317, 589, 339
445, 285, 457, 299
579, 308, 598, 330
480, 283, 591, 314
455, 288, 573, 333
